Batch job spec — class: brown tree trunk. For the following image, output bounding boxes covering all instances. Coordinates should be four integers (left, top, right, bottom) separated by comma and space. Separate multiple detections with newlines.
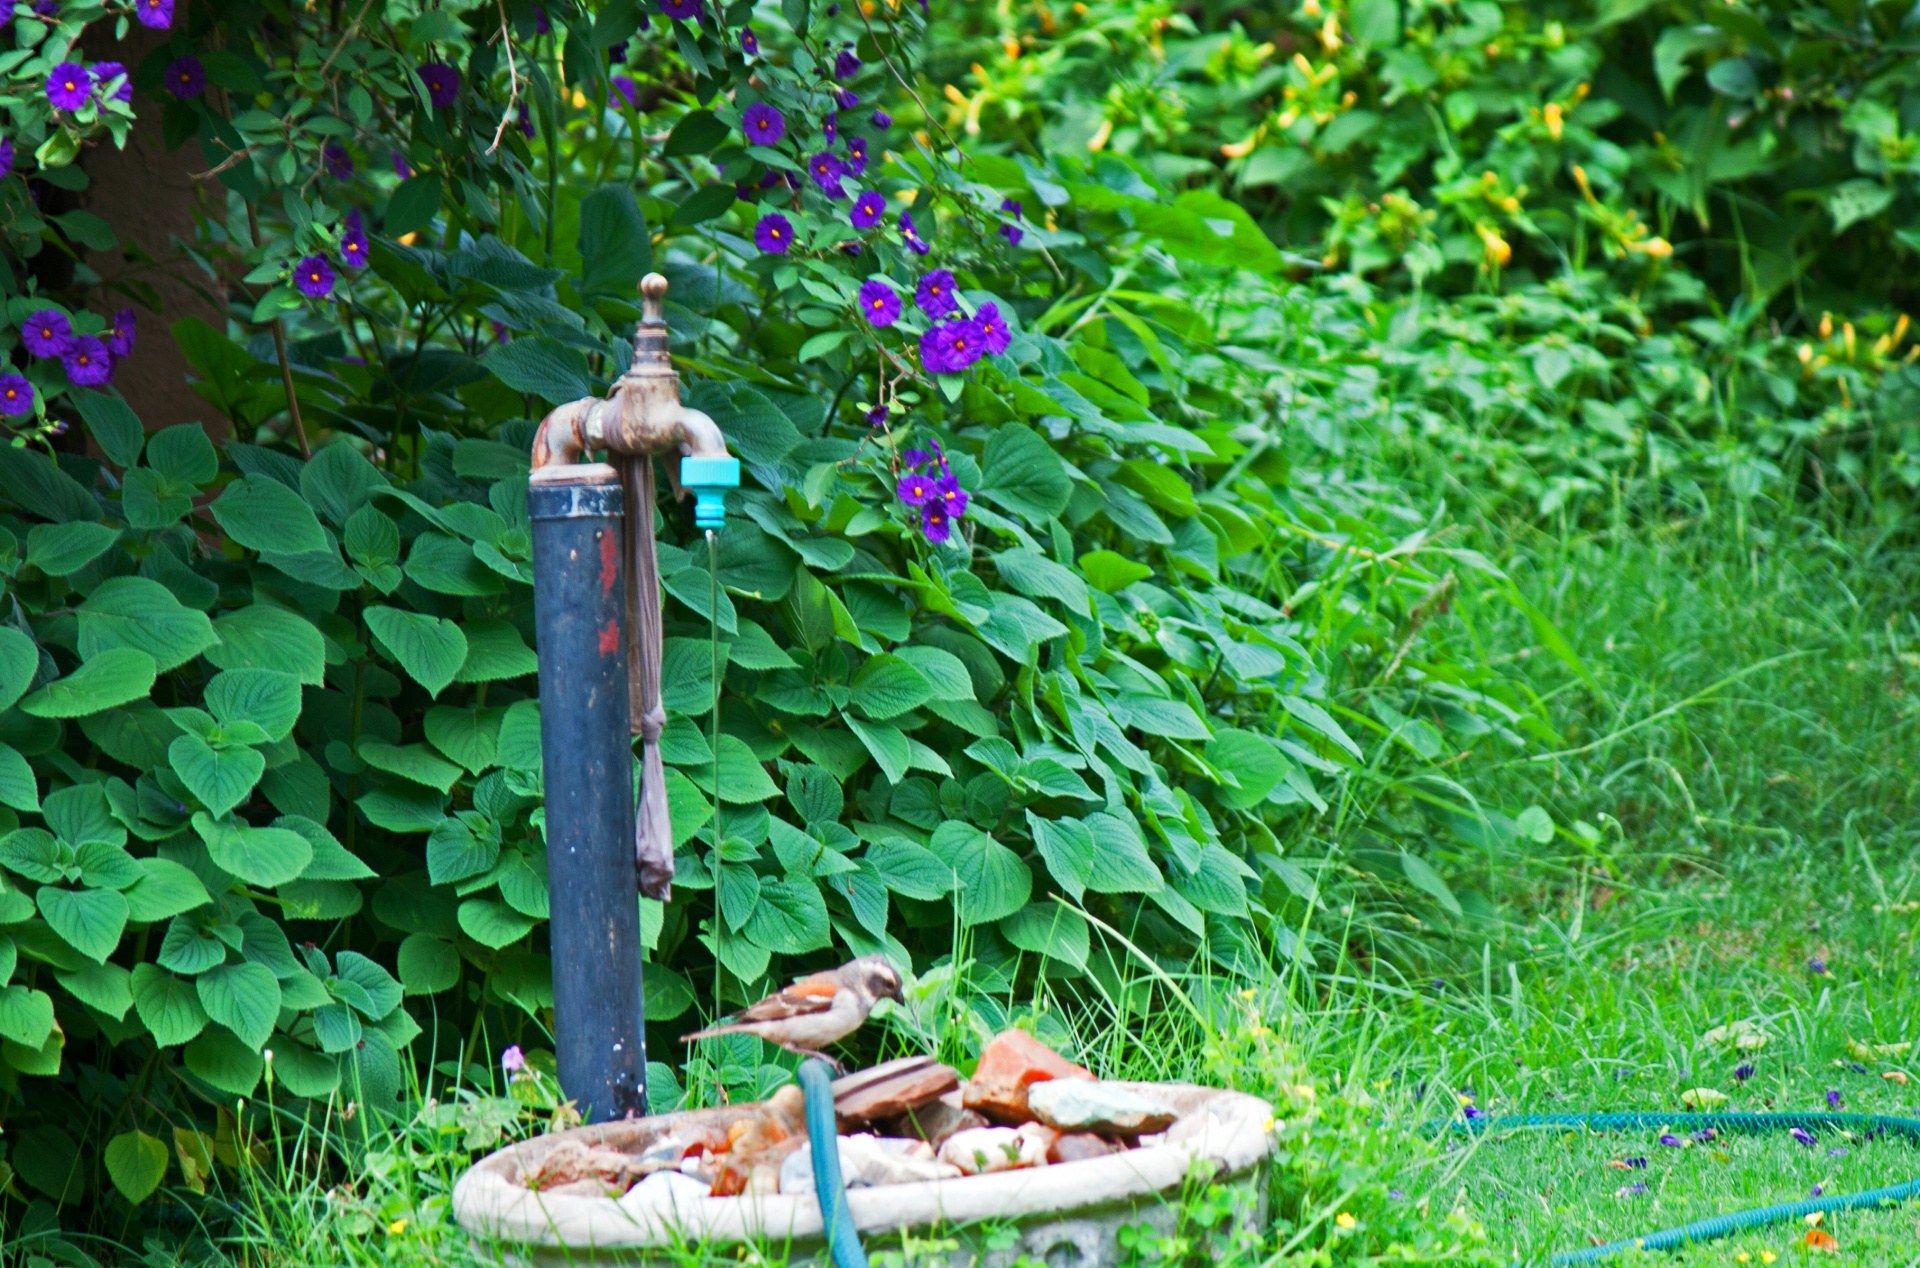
80, 28, 229, 443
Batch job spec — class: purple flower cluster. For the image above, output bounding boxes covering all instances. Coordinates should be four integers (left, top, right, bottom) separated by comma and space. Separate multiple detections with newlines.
15, 306, 135, 390
918, 290, 1010, 376
895, 442, 967, 545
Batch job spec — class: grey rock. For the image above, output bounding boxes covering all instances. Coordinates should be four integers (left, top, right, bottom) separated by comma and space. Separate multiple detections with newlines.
1027, 1080, 1177, 1136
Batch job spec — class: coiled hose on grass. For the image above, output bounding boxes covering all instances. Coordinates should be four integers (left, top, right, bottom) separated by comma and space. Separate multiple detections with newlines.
1440, 1112, 1920, 1264
798, 1057, 869, 1268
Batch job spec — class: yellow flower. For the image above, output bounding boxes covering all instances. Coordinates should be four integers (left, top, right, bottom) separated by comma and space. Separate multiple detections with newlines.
388, 1219, 409, 1235
1335, 1212, 1357, 1230
1761, 1252, 1777, 1265
1088, 118, 1114, 151
1477, 224, 1512, 267
1736, 1255, 1751, 1264
1640, 237, 1673, 260
570, 88, 587, 110
1544, 102, 1564, 140
1221, 133, 1260, 159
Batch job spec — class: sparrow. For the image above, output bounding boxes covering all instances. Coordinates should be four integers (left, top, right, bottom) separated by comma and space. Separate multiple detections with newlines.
680, 955, 905, 1068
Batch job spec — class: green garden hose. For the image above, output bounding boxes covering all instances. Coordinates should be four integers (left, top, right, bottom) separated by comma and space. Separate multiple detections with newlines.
1442, 1112, 1920, 1264
798, 1058, 869, 1268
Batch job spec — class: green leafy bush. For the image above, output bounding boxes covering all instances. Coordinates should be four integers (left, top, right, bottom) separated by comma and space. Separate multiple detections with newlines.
0, 0, 1561, 1237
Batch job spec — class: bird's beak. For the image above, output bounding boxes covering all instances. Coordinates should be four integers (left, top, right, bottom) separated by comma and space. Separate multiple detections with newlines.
890, 982, 906, 1004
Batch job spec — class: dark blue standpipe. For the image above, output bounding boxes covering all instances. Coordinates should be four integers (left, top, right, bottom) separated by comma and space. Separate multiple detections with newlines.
529, 464, 648, 1122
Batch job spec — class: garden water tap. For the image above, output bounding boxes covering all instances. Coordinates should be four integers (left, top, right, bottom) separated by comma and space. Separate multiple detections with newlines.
529, 272, 738, 904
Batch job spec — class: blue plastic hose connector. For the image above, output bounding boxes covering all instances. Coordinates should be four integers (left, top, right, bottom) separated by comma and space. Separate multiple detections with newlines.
680, 455, 740, 530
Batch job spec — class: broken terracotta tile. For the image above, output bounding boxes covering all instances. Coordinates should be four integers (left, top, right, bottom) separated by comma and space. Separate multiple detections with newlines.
960, 1030, 1093, 1124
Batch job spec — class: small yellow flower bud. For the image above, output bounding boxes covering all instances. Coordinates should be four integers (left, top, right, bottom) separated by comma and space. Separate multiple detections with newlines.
1819, 311, 1833, 338
1088, 118, 1113, 151
1335, 1212, 1358, 1230
1544, 102, 1564, 140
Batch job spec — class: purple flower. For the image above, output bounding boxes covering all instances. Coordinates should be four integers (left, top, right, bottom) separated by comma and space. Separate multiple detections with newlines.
740, 26, 759, 56
858, 278, 900, 326
846, 135, 870, 175
1791, 1127, 1816, 1147
135, 0, 172, 28
533, 5, 550, 33
1810, 1184, 1823, 1196
851, 191, 886, 230
392, 151, 415, 180
1388, 1189, 1405, 1200
1829, 1147, 1849, 1157
975, 301, 1010, 355
0, 374, 33, 417
165, 56, 205, 99
1001, 198, 1025, 246
612, 75, 638, 110
921, 319, 983, 374
658, 0, 702, 19
902, 446, 931, 470
1658, 1133, 1682, 1147
899, 209, 930, 255
753, 213, 793, 254
0, 137, 12, 171
294, 254, 335, 299
1733, 1064, 1755, 1083
1808, 957, 1827, 974
1461, 1104, 1483, 1121
62, 337, 112, 387
931, 475, 968, 518
1616, 1182, 1647, 1197
518, 102, 534, 137
864, 405, 886, 427
743, 103, 784, 147
1826, 1089, 1842, 1109
501, 1044, 525, 1073
915, 269, 956, 318
920, 504, 953, 545
808, 152, 847, 199
823, 113, 839, 147
1622, 1156, 1648, 1169
897, 471, 938, 506
873, 110, 892, 130
1690, 1129, 1718, 1144
105, 308, 137, 358
46, 63, 92, 112
340, 211, 370, 270
417, 62, 461, 110
834, 88, 860, 111
94, 61, 133, 104
22, 310, 73, 358
323, 142, 354, 180
835, 49, 862, 80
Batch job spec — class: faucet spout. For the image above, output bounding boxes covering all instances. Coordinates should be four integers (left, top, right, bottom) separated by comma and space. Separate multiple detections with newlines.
673, 404, 727, 459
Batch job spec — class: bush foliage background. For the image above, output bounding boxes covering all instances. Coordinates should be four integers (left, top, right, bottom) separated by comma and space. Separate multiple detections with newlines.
0, 0, 1913, 1250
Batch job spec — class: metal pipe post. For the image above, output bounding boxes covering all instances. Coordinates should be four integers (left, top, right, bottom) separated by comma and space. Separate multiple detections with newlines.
528, 462, 648, 1122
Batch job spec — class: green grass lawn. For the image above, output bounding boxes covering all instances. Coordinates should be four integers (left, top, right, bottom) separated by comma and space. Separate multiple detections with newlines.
159, 500, 1920, 1267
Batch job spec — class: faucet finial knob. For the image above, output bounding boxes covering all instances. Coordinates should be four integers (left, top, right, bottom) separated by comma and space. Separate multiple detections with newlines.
640, 273, 668, 327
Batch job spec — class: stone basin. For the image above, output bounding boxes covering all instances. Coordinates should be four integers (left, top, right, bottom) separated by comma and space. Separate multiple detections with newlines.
452, 1081, 1274, 1267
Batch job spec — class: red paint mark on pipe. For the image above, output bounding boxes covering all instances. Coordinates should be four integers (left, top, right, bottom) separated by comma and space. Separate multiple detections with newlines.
599, 529, 619, 595
598, 619, 620, 656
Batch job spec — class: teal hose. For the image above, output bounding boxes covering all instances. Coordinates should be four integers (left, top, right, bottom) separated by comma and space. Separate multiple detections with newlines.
1437, 1112, 1920, 1264
798, 1058, 869, 1268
